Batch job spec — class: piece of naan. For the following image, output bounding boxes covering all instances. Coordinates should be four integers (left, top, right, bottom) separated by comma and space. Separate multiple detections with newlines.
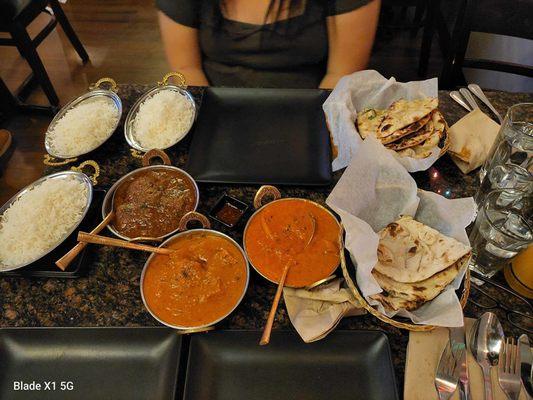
370, 253, 469, 311
373, 216, 471, 283
356, 108, 387, 139
380, 112, 432, 145
397, 112, 448, 158
377, 98, 439, 140
386, 119, 435, 151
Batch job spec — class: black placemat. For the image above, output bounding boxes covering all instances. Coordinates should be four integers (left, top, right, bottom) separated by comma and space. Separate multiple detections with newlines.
0, 189, 106, 278
184, 330, 398, 400
185, 87, 333, 186
0, 327, 181, 400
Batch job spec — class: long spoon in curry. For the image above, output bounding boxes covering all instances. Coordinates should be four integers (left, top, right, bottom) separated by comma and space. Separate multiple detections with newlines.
259, 213, 316, 346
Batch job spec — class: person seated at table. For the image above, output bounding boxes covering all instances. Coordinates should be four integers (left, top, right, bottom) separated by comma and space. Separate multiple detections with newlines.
157, 0, 380, 89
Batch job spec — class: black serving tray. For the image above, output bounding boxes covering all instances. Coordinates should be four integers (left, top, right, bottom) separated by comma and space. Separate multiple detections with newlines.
0, 327, 181, 400
0, 189, 106, 278
183, 330, 399, 400
186, 87, 333, 186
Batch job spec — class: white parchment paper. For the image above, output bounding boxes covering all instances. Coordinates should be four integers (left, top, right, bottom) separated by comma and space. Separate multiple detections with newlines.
326, 137, 477, 327
323, 70, 440, 173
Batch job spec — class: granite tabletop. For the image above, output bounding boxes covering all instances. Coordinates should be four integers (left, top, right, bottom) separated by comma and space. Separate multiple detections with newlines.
1, 85, 532, 394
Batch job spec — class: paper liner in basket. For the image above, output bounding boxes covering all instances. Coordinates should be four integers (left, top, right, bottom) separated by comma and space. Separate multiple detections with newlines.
326, 137, 476, 327
323, 70, 440, 173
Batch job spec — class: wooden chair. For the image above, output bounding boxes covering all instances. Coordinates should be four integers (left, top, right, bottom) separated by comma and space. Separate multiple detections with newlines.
0, 0, 89, 111
440, 0, 533, 88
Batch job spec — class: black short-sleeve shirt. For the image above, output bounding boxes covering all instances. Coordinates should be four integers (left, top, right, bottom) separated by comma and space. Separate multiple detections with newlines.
157, 0, 371, 88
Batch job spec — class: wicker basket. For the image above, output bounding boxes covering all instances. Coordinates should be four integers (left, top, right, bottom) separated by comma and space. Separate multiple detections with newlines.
339, 226, 470, 332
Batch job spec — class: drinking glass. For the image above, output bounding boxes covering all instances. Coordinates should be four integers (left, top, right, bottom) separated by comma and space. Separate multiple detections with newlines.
469, 189, 533, 278
476, 103, 533, 203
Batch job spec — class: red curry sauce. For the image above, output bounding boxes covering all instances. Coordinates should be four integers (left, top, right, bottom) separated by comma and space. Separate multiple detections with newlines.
142, 231, 247, 328
244, 199, 340, 287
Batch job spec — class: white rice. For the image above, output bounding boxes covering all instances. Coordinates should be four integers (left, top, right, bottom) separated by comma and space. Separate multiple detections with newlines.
47, 97, 118, 157
132, 90, 194, 149
0, 177, 88, 268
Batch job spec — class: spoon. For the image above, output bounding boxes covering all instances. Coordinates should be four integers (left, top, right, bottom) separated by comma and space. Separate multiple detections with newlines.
459, 88, 480, 110
77, 232, 174, 255
450, 91, 472, 112
260, 260, 293, 346
470, 312, 504, 400
468, 84, 504, 124
56, 211, 115, 270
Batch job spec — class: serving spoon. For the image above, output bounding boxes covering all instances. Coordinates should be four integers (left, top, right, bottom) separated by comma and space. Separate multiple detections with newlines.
77, 232, 174, 255
259, 213, 317, 346
470, 311, 504, 400
56, 211, 115, 270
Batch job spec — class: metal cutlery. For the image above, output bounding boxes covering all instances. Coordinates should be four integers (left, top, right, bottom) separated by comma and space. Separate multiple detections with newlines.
459, 88, 480, 110
518, 334, 533, 398
450, 326, 470, 400
470, 312, 504, 400
450, 91, 473, 112
436, 341, 463, 400
499, 337, 522, 400
468, 84, 504, 124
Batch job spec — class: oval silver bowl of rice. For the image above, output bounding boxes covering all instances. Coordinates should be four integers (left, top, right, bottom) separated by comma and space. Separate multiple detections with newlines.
0, 171, 93, 272
44, 89, 122, 159
124, 85, 197, 152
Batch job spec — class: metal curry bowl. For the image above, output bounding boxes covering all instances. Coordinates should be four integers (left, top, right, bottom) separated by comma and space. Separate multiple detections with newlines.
242, 185, 342, 289
45, 78, 122, 159
102, 149, 199, 242
124, 72, 197, 152
0, 171, 93, 272
140, 212, 250, 331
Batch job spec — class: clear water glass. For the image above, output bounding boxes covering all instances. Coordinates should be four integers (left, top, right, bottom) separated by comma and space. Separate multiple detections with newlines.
469, 189, 533, 278
476, 103, 533, 203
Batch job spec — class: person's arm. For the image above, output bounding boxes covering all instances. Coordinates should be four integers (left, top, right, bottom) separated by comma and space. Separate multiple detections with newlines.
320, 0, 381, 89
158, 11, 209, 86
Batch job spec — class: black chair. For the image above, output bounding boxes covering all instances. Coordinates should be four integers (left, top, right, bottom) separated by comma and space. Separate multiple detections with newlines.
0, 0, 89, 111
440, 0, 533, 89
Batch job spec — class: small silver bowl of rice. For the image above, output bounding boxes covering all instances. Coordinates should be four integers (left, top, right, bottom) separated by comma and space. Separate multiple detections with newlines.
44, 78, 122, 159
124, 72, 197, 152
0, 171, 93, 272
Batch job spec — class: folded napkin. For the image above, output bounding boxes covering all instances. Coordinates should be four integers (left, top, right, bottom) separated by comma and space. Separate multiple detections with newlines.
448, 109, 500, 174
283, 278, 366, 343
405, 318, 529, 399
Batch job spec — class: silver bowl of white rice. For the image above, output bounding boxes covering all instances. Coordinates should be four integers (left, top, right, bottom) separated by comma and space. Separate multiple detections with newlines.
124, 73, 197, 152
0, 171, 93, 272
45, 78, 122, 159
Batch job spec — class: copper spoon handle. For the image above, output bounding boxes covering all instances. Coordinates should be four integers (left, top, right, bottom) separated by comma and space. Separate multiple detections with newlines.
260, 261, 291, 346
55, 211, 115, 271
77, 232, 173, 255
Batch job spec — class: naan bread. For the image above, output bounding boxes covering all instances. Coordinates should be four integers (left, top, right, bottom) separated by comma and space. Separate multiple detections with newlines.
370, 253, 470, 311
373, 216, 471, 283
386, 119, 435, 151
380, 113, 432, 145
377, 98, 438, 140
356, 109, 387, 139
397, 114, 447, 159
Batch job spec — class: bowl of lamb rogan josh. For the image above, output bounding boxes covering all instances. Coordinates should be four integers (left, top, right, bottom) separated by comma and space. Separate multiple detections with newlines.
102, 149, 199, 242
140, 211, 249, 330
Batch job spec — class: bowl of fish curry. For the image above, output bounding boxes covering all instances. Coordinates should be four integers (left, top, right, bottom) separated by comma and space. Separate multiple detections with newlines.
102, 149, 199, 241
140, 212, 249, 330
243, 185, 341, 288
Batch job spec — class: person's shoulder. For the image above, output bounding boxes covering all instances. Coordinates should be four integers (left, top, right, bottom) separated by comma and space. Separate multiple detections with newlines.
156, 0, 201, 28
325, 0, 373, 16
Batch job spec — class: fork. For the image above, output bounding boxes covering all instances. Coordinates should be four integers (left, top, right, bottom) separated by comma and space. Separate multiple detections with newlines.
498, 337, 522, 400
436, 342, 463, 400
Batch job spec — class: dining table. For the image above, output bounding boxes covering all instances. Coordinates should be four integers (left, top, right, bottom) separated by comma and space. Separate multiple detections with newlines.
1, 85, 531, 395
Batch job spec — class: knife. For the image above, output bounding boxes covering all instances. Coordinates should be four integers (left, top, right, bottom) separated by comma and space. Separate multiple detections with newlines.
450, 326, 470, 400
519, 334, 533, 398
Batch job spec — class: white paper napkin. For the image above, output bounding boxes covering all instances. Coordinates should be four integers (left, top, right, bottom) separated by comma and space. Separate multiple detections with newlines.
326, 137, 477, 327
